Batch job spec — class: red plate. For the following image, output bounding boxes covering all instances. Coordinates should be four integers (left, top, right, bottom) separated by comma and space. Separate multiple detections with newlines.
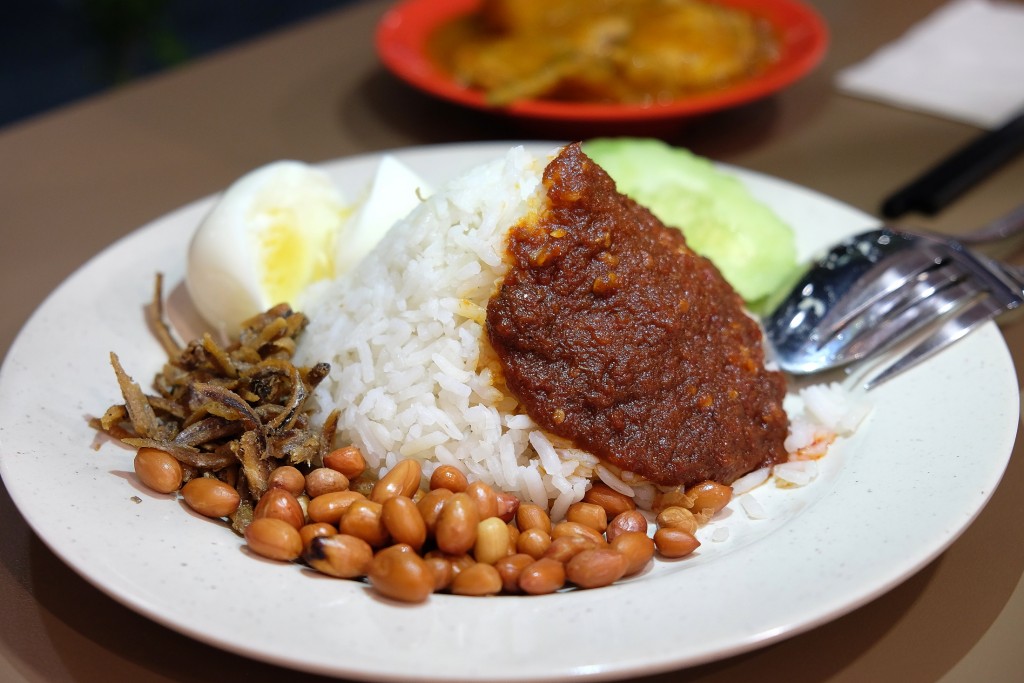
375, 0, 828, 130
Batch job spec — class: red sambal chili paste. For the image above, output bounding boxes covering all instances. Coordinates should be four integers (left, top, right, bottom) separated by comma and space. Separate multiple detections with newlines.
485, 143, 788, 487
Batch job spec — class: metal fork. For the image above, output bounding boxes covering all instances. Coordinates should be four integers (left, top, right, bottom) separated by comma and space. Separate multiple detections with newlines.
765, 214, 1024, 389
832, 232, 1022, 388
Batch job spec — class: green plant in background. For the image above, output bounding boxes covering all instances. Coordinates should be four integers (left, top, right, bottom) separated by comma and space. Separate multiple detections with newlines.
82, 0, 189, 83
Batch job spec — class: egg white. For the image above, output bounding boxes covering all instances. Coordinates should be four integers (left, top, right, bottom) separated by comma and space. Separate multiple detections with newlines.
185, 157, 431, 336
186, 160, 347, 337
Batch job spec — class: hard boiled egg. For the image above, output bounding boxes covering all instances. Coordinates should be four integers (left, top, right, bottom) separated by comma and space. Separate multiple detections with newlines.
186, 160, 348, 337
335, 154, 432, 275
186, 156, 431, 337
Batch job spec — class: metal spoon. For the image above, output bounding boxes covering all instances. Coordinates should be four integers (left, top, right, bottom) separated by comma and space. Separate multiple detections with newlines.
764, 203, 1024, 383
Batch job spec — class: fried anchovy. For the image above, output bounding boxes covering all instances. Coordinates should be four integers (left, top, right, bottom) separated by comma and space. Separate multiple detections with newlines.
318, 409, 340, 461
237, 429, 271, 497
145, 273, 183, 360
191, 382, 263, 434
109, 352, 159, 439
306, 362, 330, 389
94, 287, 335, 513
173, 416, 243, 447
201, 333, 237, 378
247, 358, 307, 434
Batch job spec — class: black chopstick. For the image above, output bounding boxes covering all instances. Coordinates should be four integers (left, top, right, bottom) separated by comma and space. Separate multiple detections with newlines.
881, 109, 1024, 219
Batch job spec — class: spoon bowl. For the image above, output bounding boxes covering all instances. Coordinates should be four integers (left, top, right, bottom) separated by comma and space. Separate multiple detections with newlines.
764, 225, 1024, 386
765, 229, 920, 375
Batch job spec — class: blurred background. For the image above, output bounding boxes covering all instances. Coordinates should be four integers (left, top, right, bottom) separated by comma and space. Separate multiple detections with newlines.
2, 0, 358, 128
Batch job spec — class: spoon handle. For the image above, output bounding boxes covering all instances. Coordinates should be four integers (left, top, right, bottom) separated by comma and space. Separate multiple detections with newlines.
903, 202, 1024, 259
956, 202, 1024, 245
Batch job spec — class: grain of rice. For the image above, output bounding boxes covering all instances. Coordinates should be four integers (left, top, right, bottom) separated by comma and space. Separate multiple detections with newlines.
505, 414, 535, 429
731, 467, 771, 495
774, 460, 819, 487
631, 484, 658, 511
740, 493, 767, 519
596, 464, 636, 497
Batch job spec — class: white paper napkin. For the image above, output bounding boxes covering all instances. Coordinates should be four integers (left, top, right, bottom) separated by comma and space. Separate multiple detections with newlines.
836, 0, 1024, 129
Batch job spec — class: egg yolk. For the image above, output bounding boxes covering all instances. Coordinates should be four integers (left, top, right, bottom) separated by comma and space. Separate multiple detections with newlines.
258, 208, 335, 307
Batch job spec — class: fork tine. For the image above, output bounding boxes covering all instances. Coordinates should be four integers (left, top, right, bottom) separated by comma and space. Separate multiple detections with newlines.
839, 275, 979, 361
864, 294, 1007, 389
814, 248, 945, 340
873, 259, 971, 323
767, 227, 1023, 378
819, 258, 973, 350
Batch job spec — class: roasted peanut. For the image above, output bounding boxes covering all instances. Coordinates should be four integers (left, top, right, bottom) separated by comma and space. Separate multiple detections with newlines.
495, 492, 520, 523
416, 488, 453, 535
244, 517, 302, 561
518, 557, 566, 595
656, 506, 698, 535
266, 465, 305, 496
552, 521, 606, 546
465, 480, 499, 519
506, 522, 520, 551
134, 447, 183, 494
451, 562, 502, 596
686, 480, 732, 516
381, 495, 427, 550
606, 509, 648, 542
654, 527, 701, 558
181, 477, 240, 518
474, 517, 510, 564
323, 445, 367, 479
304, 467, 349, 498
254, 488, 305, 530
339, 499, 389, 547
543, 535, 596, 563
435, 492, 479, 555
449, 553, 476, 575
583, 483, 635, 517
305, 533, 373, 578
367, 544, 434, 603
515, 503, 551, 534
429, 465, 468, 493
566, 502, 608, 533
517, 527, 553, 559
610, 531, 655, 576
425, 549, 475, 577
566, 548, 627, 588
299, 522, 336, 551
655, 488, 695, 511
424, 556, 454, 591
370, 459, 422, 503
494, 553, 534, 593
307, 490, 365, 524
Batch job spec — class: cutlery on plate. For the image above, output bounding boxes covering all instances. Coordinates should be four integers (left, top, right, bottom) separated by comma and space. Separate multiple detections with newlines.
764, 204, 1024, 388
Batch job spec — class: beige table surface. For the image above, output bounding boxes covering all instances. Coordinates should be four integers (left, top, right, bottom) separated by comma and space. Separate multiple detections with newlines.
2, 1, 1023, 681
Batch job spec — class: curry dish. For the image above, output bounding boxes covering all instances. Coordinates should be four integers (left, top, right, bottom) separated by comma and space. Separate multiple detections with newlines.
429, 0, 780, 106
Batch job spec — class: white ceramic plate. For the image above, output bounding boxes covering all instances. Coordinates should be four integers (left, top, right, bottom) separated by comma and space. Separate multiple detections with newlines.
0, 142, 1018, 682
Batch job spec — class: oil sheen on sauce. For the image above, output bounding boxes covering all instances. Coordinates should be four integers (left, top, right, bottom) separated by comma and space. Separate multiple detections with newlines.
486, 143, 788, 487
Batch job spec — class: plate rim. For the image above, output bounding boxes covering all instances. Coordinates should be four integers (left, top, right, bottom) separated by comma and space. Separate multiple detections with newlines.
0, 141, 1018, 682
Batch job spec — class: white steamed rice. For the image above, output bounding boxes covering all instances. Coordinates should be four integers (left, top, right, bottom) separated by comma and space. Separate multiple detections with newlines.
295, 146, 869, 518
296, 146, 608, 520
